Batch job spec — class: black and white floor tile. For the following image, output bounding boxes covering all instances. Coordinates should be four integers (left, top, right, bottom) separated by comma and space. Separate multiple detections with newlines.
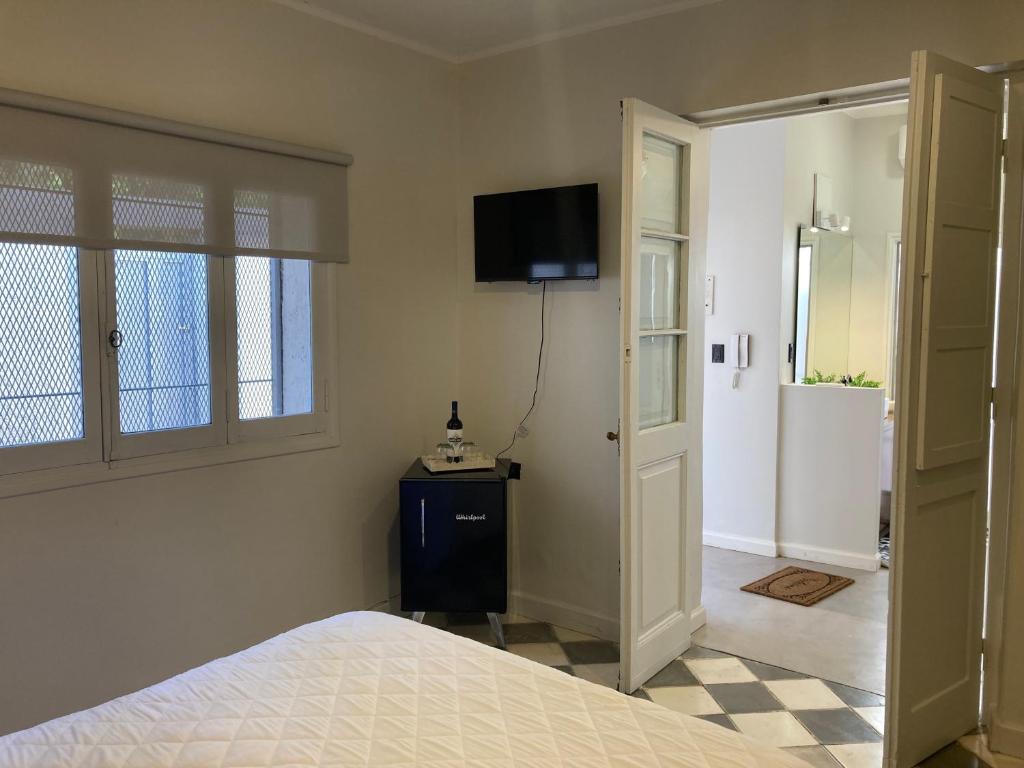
413, 611, 888, 768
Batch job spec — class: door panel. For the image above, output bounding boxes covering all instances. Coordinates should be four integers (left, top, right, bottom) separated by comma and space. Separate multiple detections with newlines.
916, 75, 1002, 470
638, 456, 686, 632
886, 51, 1004, 768
620, 98, 707, 693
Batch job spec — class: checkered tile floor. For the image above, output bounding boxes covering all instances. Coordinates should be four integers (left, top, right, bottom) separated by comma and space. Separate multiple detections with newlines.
413, 612, 886, 768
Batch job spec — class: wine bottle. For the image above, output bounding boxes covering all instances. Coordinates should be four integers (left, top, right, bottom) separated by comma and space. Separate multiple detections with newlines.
446, 401, 463, 463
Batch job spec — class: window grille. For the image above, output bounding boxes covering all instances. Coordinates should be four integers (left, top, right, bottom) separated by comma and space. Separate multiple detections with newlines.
113, 250, 211, 434
0, 242, 83, 447
235, 255, 313, 420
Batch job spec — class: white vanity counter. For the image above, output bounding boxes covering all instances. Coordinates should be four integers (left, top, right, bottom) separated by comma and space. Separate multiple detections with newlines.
777, 383, 885, 571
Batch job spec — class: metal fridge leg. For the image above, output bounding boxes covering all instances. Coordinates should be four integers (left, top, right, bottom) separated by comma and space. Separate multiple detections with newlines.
412, 612, 425, 623
487, 612, 506, 649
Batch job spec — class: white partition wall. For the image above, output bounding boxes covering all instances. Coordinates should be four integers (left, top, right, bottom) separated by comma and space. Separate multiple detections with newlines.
777, 383, 884, 571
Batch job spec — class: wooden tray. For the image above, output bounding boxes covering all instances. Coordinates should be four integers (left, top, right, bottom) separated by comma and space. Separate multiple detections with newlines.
420, 454, 497, 474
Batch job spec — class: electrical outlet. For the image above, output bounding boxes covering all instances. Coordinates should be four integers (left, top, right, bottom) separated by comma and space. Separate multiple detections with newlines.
711, 344, 725, 363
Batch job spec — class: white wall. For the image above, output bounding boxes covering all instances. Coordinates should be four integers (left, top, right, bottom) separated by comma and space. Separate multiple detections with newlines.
0, 0, 458, 735
777, 384, 884, 571
850, 113, 907, 391
782, 111, 857, 384
702, 121, 786, 556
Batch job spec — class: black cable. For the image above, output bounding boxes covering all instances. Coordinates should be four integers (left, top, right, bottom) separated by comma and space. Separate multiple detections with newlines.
496, 281, 546, 459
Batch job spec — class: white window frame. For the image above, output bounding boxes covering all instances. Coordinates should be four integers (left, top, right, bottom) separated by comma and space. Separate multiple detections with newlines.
0, 246, 105, 474
225, 257, 331, 442
884, 232, 902, 401
102, 251, 228, 460
0, 250, 338, 496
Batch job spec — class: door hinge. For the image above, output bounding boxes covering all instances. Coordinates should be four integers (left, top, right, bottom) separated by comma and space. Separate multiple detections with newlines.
625, 344, 632, 363
990, 386, 996, 419
1002, 138, 1007, 158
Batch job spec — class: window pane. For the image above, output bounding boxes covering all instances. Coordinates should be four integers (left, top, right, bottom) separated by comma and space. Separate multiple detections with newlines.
640, 134, 680, 233
639, 237, 683, 331
795, 244, 813, 381
235, 256, 313, 420
638, 334, 685, 429
114, 250, 211, 434
0, 242, 84, 447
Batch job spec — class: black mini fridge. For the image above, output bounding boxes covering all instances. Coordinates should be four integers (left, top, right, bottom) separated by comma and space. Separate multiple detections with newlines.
399, 459, 508, 615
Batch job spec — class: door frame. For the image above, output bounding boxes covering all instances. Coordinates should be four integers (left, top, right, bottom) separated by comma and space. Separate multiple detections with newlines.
984, 72, 1024, 755
659, 61, 1024, 761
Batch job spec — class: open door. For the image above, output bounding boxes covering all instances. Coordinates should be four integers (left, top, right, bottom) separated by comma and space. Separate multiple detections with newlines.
886, 51, 1004, 767
618, 98, 708, 692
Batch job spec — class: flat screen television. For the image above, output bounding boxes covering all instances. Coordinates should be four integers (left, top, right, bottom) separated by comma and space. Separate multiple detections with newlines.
474, 183, 598, 282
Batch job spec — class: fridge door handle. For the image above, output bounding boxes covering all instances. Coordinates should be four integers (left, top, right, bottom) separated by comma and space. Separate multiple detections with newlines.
420, 498, 425, 548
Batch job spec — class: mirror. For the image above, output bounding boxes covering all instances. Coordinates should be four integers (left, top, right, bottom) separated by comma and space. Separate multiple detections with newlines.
794, 227, 852, 382
793, 226, 899, 393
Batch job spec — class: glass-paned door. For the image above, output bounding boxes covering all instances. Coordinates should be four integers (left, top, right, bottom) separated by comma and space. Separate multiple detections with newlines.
619, 99, 707, 694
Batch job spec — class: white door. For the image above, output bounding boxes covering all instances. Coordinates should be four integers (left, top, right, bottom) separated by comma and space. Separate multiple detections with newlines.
886, 51, 1004, 767
619, 98, 708, 693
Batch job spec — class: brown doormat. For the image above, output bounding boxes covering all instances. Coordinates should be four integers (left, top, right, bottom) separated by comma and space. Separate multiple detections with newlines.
741, 566, 854, 606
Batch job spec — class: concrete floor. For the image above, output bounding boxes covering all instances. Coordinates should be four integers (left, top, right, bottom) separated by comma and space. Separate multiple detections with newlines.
693, 546, 889, 694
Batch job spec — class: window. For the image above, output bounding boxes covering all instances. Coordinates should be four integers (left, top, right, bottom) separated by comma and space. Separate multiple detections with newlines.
1, 239, 331, 473
0, 89, 347, 486
0, 243, 102, 474
235, 256, 313, 420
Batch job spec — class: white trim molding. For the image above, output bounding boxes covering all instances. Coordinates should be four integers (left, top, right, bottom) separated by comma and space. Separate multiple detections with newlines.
777, 542, 881, 572
703, 530, 778, 558
990, 718, 1024, 760
690, 604, 707, 633
511, 590, 618, 642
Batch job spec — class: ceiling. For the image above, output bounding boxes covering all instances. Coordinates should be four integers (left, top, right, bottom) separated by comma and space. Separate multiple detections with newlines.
272, 0, 722, 62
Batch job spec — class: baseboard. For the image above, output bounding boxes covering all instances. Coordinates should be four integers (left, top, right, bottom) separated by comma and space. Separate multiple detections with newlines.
511, 590, 618, 641
690, 603, 707, 633
777, 542, 880, 572
990, 717, 1024, 760
703, 530, 778, 558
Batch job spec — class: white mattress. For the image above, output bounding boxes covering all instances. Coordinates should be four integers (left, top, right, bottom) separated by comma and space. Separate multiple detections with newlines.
0, 611, 807, 767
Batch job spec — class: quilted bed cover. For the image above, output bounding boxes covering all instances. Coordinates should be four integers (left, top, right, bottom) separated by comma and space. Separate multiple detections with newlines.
0, 611, 808, 767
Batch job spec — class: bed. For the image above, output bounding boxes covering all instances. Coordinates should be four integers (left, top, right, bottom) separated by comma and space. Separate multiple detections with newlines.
0, 611, 806, 767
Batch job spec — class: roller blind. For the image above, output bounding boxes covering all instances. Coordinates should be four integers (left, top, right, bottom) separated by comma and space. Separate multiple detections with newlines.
0, 91, 350, 263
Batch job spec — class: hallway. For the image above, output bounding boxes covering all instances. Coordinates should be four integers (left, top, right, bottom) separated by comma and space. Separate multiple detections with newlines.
694, 546, 889, 693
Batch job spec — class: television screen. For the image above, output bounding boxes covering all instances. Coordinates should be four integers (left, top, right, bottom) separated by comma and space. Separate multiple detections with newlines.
474, 183, 598, 282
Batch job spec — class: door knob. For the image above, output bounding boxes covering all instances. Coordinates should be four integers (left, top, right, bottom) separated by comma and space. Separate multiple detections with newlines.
606, 430, 619, 442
